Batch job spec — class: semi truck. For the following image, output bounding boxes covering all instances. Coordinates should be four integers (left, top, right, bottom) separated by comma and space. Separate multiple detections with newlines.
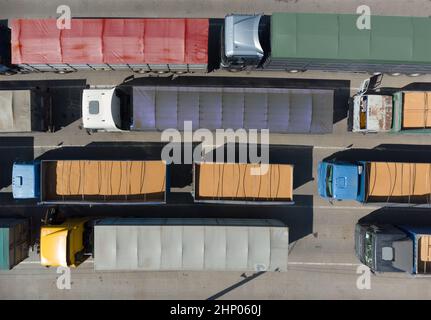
12, 160, 169, 205
193, 162, 294, 205
2, 13, 431, 75
350, 75, 431, 133
82, 78, 335, 133
0, 88, 53, 132
40, 217, 289, 271
355, 223, 431, 276
0, 218, 29, 270
223, 13, 431, 75
318, 160, 431, 205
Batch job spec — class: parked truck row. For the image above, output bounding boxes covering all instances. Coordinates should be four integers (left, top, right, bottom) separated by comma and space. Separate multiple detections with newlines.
12, 160, 296, 205
1, 12, 431, 75
2, 74, 430, 135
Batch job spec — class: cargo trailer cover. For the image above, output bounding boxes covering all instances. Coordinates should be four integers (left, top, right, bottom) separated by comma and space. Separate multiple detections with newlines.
0, 90, 31, 132
366, 162, 431, 203
42, 160, 166, 202
195, 163, 293, 202
131, 86, 334, 133
270, 13, 431, 68
94, 218, 289, 271
401, 92, 431, 129
0, 219, 29, 270
11, 19, 208, 67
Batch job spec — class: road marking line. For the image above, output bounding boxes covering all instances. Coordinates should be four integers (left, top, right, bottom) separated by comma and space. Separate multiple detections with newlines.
19, 260, 360, 268
288, 262, 360, 267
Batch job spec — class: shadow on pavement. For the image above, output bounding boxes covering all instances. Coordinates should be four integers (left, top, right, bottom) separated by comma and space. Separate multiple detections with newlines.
323, 144, 431, 163
0, 137, 34, 189
359, 206, 431, 227
208, 143, 314, 190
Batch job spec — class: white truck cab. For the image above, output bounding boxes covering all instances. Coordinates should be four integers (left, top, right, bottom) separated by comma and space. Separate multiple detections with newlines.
82, 88, 123, 132
351, 74, 393, 133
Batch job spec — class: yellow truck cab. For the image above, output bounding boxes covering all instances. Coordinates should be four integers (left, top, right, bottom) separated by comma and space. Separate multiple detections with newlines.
40, 218, 90, 267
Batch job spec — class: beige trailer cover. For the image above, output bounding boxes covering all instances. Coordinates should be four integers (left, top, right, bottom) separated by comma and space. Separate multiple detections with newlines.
0, 90, 31, 132
402, 92, 431, 128
196, 162, 293, 201
47, 160, 165, 199
94, 218, 289, 271
367, 162, 431, 202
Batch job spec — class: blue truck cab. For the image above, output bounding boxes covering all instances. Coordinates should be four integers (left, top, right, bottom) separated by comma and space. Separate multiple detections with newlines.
12, 162, 40, 200
318, 160, 366, 202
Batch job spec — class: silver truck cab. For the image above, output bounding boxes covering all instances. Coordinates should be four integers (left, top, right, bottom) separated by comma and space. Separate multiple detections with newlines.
221, 14, 265, 70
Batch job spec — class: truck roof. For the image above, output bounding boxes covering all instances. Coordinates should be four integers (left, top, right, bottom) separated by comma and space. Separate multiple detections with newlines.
41, 160, 167, 204
94, 218, 289, 271
12, 163, 38, 199
0, 90, 31, 132
194, 162, 293, 203
11, 18, 208, 67
131, 86, 334, 133
0, 219, 29, 270
82, 88, 120, 131
270, 13, 431, 65
366, 162, 431, 203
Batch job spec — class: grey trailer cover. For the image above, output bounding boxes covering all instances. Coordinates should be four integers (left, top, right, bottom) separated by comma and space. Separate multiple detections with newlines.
131, 86, 334, 133
0, 90, 31, 132
94, 218, 289, 271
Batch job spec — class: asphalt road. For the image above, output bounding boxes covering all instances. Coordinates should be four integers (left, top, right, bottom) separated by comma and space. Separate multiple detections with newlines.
1, 0, 431, 300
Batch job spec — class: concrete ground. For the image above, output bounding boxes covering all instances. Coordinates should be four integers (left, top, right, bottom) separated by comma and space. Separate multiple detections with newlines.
1, 0, 431, 300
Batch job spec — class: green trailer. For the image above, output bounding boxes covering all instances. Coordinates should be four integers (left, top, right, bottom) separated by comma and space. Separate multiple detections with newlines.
223, 13, 431, 74
0, 219, 29, 270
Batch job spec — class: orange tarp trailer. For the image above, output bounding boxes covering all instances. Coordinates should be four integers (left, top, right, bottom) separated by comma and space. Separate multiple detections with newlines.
194, 162, 294, 203
367, 162, 431, 202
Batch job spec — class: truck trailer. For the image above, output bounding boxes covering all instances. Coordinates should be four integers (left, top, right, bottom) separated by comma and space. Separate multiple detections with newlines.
0, 219, 29, 270
351, 75, 431, 133
356, 223, 431, 276
223, 13, 431, 75
318, 160, 431, 205
40, 217, 289, 271
12, 160, 169, 205
193, 162, 294, 205
0, 89, 52, 132
5, 18, 209, 74
82, 79, 335, 133
2, 13, 431, 75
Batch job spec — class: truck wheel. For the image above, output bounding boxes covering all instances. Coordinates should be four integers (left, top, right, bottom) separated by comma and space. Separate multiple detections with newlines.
1, 70, 17, 76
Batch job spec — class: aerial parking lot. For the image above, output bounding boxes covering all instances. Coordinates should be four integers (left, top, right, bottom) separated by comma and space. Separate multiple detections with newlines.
1, 0, 431, 301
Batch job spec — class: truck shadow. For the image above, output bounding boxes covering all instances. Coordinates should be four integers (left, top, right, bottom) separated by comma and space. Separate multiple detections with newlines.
0, 137, 34, 190
323, 144, 431, 163
36, 141, 194, 189
52, 194, 313, 244
0, 79, 86, 132
359, 206, 431, 226
208, 143, 313, 190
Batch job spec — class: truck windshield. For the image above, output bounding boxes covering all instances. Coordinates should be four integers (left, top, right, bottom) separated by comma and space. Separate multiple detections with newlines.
326, 165, 333, 198
364, 231, 374, 268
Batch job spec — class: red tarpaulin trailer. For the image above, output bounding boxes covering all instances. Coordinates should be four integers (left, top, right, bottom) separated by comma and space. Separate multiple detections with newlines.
11, 18, 209, 73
